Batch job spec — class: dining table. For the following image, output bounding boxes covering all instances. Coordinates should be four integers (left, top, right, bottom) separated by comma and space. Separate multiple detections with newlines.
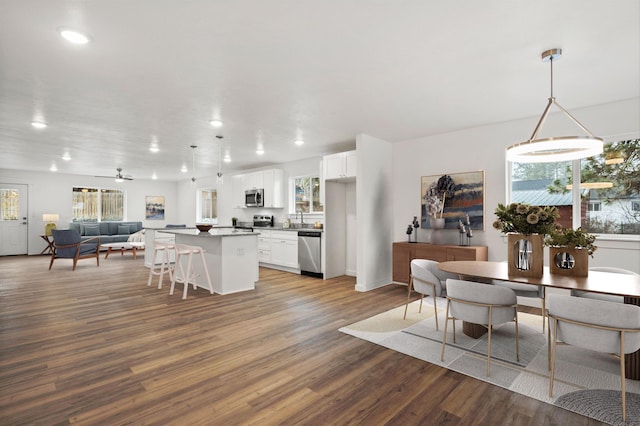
438, 260, 640, 379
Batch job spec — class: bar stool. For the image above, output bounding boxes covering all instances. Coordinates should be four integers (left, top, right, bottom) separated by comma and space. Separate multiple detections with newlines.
147, 240, 176, 289
170, 243, 214, 299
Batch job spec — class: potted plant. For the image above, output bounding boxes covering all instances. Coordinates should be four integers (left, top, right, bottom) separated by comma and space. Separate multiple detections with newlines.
493, 203, 560, 278
545, 227, 597, 277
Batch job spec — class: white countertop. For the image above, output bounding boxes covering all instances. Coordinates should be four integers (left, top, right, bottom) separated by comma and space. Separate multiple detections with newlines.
158, 229, 259, 237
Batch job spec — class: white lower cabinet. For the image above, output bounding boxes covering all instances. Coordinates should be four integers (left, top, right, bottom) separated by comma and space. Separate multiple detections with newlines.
257, 230, 271, 263
258, 230, 298, 270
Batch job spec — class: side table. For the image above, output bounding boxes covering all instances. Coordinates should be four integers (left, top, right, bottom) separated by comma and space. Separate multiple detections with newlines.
40, 235, 54, 255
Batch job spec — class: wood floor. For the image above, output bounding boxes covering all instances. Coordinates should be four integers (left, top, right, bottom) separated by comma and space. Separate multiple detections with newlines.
0, 255, 603, 425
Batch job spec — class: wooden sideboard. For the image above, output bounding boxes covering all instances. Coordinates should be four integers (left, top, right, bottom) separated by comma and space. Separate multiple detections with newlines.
392, 242, 488, 284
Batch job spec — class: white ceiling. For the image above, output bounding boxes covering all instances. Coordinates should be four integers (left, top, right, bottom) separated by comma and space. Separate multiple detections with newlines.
1, 0, 638, 182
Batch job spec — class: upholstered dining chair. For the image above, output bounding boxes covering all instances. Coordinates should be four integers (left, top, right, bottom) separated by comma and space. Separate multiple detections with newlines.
493, 279, 546, 332
547, 294, 640, 422
570, 267, 640, 303
403, 259, 459, 330
49, 229, 101, 271
441, 279, 520, 377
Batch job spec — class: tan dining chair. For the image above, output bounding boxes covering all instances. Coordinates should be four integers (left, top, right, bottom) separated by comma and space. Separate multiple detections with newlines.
493, 279, 546, 332
547, 293, 640, 422
570, 267, 639, 303
403, 259, 459, 330
441, 279, 519, 377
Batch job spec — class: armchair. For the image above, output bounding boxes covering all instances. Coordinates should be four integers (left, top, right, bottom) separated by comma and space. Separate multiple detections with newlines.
49, 229, 101, 271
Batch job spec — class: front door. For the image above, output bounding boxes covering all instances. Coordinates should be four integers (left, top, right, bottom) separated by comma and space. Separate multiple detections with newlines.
0, 184, 28, 255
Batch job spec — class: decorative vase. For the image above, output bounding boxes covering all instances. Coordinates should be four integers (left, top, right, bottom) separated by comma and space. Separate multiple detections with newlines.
549, 246, 589, 277
507, 233, 544, 278
429, 218, 446, 244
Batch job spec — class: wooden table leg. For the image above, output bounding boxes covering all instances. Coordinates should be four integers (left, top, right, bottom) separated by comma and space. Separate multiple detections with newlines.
105, 247, 113, 259
39, 235, 54, 255
132, 247, 137, 260
625, 296, 640, 380
462, 321, 487, 339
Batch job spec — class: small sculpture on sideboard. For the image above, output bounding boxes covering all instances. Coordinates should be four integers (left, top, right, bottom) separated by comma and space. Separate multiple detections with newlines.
412, 216, 420, 243
406, 225, 414, 243
457, 215, 473, 246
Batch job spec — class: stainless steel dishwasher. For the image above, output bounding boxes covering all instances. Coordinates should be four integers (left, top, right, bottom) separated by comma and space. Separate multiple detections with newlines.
298, 230, 322, 278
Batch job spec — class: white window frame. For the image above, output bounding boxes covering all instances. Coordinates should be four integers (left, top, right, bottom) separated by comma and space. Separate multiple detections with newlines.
72, 187, 126, 222
288, 175, 324, 216
196, 188, 217, 224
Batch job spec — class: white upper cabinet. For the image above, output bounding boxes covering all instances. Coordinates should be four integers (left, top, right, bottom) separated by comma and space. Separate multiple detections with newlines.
232, 169, 284, 209
323, 150, 356, 181
263, 169, 284, 208
246, 171, 264, 190
232, 174, 247, 208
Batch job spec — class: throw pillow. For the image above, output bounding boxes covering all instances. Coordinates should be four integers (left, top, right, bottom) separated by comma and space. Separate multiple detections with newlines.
117, 225, 131, 235
84, 225, 100, 236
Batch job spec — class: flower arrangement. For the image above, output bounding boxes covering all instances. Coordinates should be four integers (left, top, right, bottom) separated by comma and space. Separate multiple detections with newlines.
423, 175, 456, 219
423, 182, 442, 219
493, 203, 560, 235
545, 227, 597, 257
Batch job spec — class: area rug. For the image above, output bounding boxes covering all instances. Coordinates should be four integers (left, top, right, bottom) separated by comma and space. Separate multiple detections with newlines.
339, 298, 640, 426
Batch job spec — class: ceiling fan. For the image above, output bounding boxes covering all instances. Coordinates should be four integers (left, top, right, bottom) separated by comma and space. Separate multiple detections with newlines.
95, 168, 133, 182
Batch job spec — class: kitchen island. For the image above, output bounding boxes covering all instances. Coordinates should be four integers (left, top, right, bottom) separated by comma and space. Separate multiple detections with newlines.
158, 228, 259, 295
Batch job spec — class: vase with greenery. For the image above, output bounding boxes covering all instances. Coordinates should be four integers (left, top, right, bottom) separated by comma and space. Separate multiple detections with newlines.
545, 227, 596, 277
545, 227, 597, 257
494, 203, 559, 278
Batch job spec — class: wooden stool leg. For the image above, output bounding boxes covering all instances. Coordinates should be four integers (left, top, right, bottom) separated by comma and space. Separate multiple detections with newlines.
199, 250, 214, 295
183, 252, 194, 300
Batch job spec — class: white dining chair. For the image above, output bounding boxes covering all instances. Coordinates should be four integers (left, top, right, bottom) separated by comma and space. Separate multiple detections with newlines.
548, 293, 640, 421
441, 279, 520, 377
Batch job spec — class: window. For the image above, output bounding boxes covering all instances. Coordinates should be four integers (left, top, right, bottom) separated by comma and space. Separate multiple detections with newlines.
587, 202, 601, 212
291, 176, 323, 214
72, 187, 124, 221
0, 188, 19, 220
198, 189, 217, 223
509, 138, 640, 236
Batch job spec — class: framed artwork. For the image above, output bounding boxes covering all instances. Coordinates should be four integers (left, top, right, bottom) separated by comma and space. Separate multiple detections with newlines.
145, 196, 165, 220
420, 171, 484, 229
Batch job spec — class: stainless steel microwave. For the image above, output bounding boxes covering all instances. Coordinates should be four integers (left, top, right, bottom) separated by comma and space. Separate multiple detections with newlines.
245, 188, 264, 207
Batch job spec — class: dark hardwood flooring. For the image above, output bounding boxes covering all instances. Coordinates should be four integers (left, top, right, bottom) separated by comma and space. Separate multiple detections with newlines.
0, 255, 603, 425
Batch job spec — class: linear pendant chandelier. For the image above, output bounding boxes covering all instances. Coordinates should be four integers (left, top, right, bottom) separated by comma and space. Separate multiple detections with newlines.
506, 48, 603, 163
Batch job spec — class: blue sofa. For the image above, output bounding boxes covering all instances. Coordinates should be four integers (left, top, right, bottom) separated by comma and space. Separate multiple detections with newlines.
68, 221, 143, 244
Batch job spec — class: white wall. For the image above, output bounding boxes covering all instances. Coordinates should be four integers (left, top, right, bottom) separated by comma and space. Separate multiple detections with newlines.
0, 168, 178, 255
392, 98, 640, 273
356, 133, 393, 291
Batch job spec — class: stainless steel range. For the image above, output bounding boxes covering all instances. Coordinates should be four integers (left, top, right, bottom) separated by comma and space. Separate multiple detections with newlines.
253, 215, 273, 227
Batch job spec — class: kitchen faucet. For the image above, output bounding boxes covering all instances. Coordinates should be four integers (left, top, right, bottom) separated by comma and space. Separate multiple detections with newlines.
297, 210, 304, 225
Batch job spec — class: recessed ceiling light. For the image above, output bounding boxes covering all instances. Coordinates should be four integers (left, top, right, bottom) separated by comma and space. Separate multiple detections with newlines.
149, 145, 159, 153
294, 139, 304, 146
62, 153, 71, 161
209, 119, 223, 128
57, 27, 91, 44
181, 165, 188, 173
224, 156, 231, 163
50, 164, 57, 172
31, 121, 47, 129
256, 148, 264, 155
152, 173, 158, 180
